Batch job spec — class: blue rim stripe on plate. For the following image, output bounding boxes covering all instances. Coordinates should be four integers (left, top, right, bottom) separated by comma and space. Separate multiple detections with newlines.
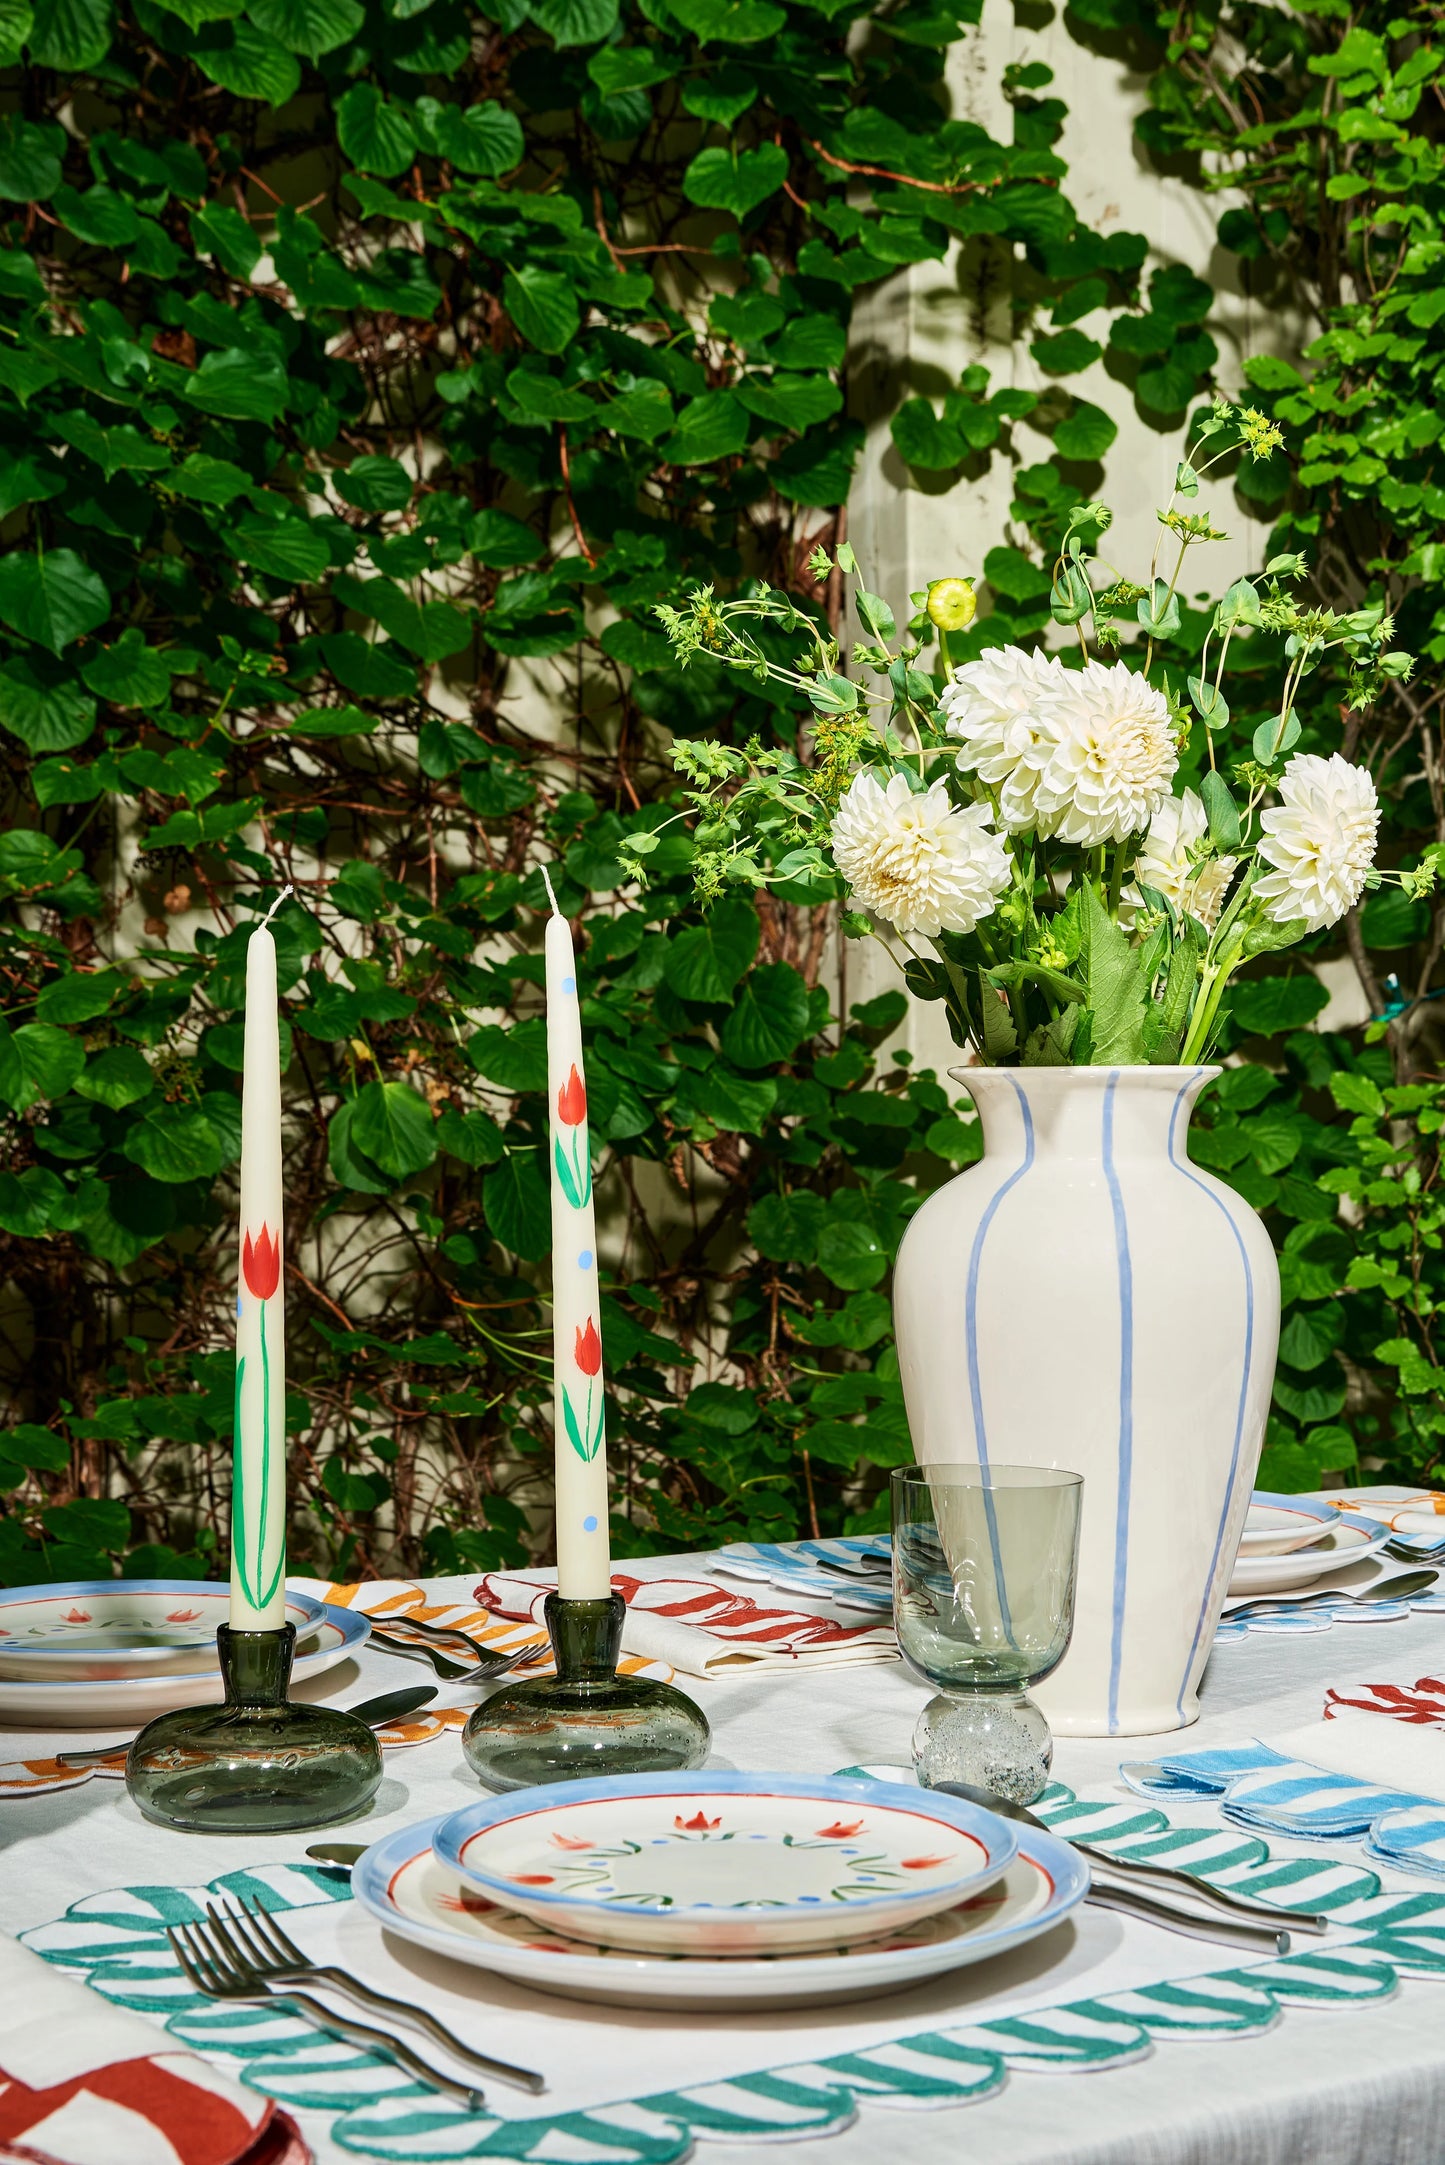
430, 1771, 1019, 1927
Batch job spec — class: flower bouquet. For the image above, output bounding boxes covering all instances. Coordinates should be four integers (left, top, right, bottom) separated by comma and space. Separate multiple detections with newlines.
645, 399, 1434, 1069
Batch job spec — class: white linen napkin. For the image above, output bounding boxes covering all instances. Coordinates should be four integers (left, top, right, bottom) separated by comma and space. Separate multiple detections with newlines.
1266, 1708, 1445, 1803
0, 1932, 303, 2165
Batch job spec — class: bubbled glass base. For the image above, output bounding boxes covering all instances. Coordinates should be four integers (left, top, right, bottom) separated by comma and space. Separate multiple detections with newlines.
125, 1624, 383, 1834
462, 1591, 711, 1792
912, 1690, 1052, 1805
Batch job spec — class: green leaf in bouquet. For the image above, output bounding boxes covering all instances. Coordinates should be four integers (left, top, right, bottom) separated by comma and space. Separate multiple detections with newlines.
1199, 768, 1242, 849
1252, 712, 1301, 763
1050, 562, 1093, 625
1215, 576, 1262, 630
979, 974, 1018, 1060
1186, 676, 1228, 730
1079, 882, 1148, 1064
1136, 577, 1181, 639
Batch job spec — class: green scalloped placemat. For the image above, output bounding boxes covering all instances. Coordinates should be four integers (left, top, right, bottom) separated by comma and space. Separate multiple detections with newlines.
21, 1786, 1445, 2161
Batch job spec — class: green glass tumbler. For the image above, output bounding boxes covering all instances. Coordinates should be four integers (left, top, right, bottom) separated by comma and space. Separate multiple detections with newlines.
126, 1624, 383, 1833
892, 1463, 1082, 1804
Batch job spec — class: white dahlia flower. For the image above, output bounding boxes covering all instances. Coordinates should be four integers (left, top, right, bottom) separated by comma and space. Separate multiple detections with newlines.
940, 647, 1070, 833
1253, 752, 1379, 932
1122, 788, 1238, 931
1031, 660, 1178, 847
831, 772, 1012, 938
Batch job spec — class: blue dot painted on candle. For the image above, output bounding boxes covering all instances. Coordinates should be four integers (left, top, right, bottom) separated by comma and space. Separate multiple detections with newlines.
235, 1297, 243, 1318
562, 974, 576, 994
583, 1515, 598, 1533
578, 1249, 594, 1270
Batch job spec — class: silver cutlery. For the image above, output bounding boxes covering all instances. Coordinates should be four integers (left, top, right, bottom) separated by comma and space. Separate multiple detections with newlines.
204, 1895, 543, 2094
1084, 1878, 1291, 1954
308, 1841, 367, 1868
370, 1627, 547, 1684
167, 1915, 490, 2112
935, 1778, 1324, 1941
815, 1556, 892, 1581
56, 1683, 439, 1769
1225, 1568, 1438, 1622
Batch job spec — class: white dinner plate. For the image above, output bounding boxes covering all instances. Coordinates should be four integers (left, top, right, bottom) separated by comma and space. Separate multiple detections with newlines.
355, 1813, 1088, 2009
432, 1773, 1017, 1956
0, 1604, 369, 1725
1238, 1493, 1345, 1559
0, 1582, 325, 1679
1227, 1517, 1390, 1596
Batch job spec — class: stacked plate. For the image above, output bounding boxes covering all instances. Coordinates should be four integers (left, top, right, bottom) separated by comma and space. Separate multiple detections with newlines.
1228, 1492, 1389, 1596
353, 1771, 1088, 2010
0, 1580, 369, 1726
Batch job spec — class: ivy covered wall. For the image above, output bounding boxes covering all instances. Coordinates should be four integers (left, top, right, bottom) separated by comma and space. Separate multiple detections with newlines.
0, 0, 1439, 1585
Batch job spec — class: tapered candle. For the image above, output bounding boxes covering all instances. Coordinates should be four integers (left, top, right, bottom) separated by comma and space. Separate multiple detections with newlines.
543, 871, 611, 1599
230, 890, 291, 1631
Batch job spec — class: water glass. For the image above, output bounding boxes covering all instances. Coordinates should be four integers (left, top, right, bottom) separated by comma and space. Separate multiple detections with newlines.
891, 1463, 1082, 1803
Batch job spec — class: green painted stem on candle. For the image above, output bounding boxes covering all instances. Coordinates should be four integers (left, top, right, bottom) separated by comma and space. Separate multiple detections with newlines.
255, 1300, 285, 1611
231, 1351, 256, 1612
554, 1129, 592, 1210
562, 1375, 604, 1462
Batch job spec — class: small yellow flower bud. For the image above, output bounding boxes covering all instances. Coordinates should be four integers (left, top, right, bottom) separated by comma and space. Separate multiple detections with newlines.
927, 578, 977, 633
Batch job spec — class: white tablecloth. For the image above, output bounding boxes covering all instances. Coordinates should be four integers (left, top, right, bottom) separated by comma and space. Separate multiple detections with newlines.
5, 1549, 1445, 2165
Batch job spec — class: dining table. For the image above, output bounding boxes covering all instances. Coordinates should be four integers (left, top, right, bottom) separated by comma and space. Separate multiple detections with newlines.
4, 1533, 1445, 2165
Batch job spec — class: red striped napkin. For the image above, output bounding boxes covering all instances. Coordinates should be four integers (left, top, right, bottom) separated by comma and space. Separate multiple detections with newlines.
473, 1571, 898, 1675
0, 1933, 309, 2165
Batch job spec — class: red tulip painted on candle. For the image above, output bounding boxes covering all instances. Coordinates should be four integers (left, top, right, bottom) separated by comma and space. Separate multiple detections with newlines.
562, 1314, 605, 1462
233, 1221, 283, 1614
242, 1224, 281, 1300
553, 1062, 593, 1210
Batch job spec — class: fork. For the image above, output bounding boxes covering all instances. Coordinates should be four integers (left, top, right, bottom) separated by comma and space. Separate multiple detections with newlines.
168, 1917, 490, 2112
369, 1628, 548, 1683
204, 1897, 543, 2093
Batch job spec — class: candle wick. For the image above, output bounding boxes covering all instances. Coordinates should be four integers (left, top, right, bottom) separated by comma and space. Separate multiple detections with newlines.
259, 883, 295, 932
540, 865, 561, 917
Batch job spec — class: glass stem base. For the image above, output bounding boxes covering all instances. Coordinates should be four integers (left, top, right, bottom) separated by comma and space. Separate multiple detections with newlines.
125, 1624, 383, 1834
912, 1689, 1052, 1804
462, 1591, 711, 1792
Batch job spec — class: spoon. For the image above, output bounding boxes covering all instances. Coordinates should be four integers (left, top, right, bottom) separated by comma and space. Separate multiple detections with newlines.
56, 1683, 438, 1769
1226, 1568, 1438, 1620
934, 1777, 1326, 1939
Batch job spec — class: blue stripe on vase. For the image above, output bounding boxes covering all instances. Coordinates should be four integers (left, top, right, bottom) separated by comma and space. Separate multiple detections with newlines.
962, 1078, 1035, 1646
1101, 1071, 1134, 1735
1167, 1070, 1255, 1720
963, 1076, 1036, 1469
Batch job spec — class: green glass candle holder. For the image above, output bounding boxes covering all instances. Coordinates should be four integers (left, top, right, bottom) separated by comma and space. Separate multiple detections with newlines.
462, 1591, 711, 1792
125, 1623, 383, 1834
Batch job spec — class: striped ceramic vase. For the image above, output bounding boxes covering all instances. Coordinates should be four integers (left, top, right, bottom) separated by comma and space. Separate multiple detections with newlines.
893, 1065, 1280, 1737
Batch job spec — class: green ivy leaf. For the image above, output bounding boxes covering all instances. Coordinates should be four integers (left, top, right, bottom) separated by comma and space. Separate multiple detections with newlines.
482, 1150, 551, 1258
0, 115, 64, 199
183, 347, 290, 422
74, 1045, 154, 1109
663, 897, 759, 1001
350, 1078, 437, 1180
27, 0, 111, 67
669, 0, 785, 40
1231, 974, 1328, 1036
502, 265, 580, 354
529, 0, 617, 43
0, 661, 95, 751
662, 391, 749, 465
1053, 399, 1117, 461
122, 1104, 225, 1182
192, 20, 301, 103
682, 143, 788, 220
0, 550, 110, 654
249, 0, 362, 54
719, 962, 812, 1068
80, 629, 173, 708
337, 83, 419, 175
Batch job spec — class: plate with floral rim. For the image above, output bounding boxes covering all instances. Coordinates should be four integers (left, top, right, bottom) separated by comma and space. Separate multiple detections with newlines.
0, 1599, 367, 1725
431, 1772, 1017, 1955
0, 1581, 326, 1678
355, 1811, 1085, 2009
